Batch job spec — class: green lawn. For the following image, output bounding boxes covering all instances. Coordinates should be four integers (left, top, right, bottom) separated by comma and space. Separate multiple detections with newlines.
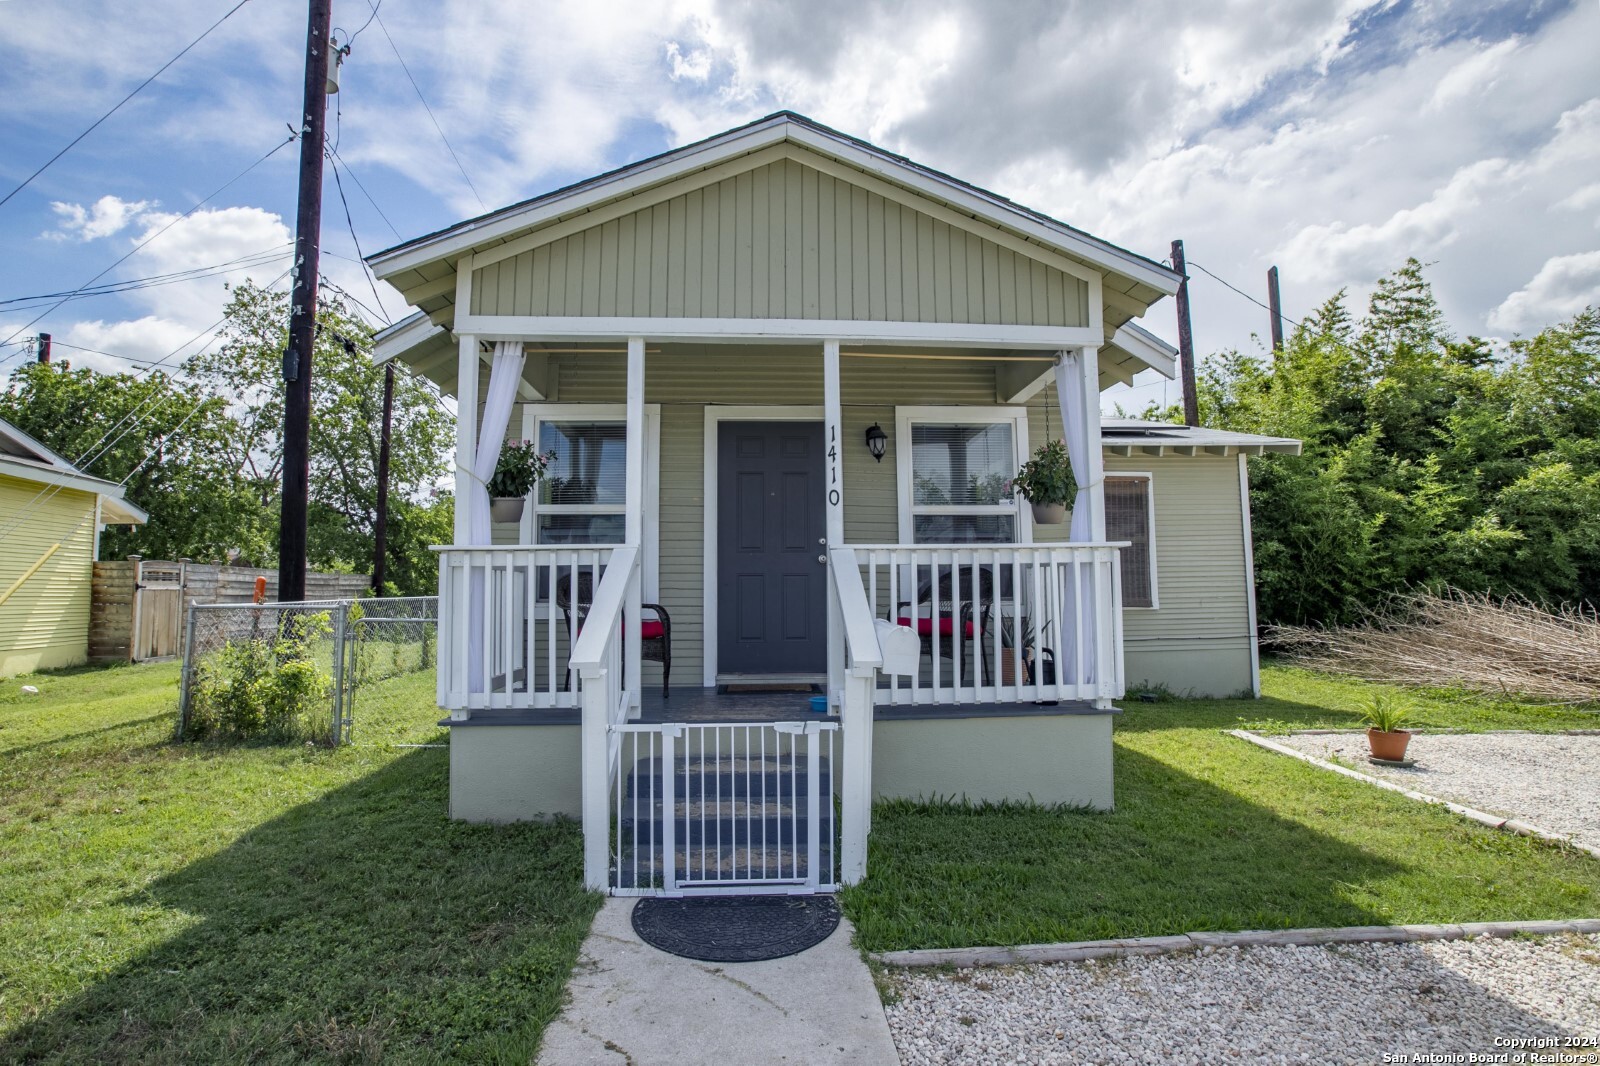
840, 662, 1600, 952
0, 662, 598, 1065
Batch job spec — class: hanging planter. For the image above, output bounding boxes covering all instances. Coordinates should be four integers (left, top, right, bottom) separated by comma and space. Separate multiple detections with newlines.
487, 440, 556, 524
1013, 438, 1077, 526
490, 497, 526, 523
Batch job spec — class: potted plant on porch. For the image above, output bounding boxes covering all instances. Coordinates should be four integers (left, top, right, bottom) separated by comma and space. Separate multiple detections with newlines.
487, 441, 556, 524
1360, 693, 1413, 763
1013, 438, 1077, 525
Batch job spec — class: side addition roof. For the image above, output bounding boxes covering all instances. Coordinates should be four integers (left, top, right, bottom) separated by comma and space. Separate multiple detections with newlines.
0, 418, 148, 524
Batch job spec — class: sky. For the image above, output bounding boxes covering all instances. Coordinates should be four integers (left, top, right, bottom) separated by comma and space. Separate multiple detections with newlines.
1, 0, 1597, 415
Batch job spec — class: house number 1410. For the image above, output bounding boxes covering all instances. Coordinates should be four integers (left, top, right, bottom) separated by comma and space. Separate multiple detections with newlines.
827, 425, 841, 507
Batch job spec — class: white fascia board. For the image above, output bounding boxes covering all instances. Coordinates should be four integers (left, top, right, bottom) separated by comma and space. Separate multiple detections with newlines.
372, 311, 444, 365
0, 418, 78, 472
99, 494, 148, 525
368, 119, 793, 278
783, 124, 1180, 297
0, 454, 124, 495
454, 314, 1103, 349
1109, 322, 1178, 379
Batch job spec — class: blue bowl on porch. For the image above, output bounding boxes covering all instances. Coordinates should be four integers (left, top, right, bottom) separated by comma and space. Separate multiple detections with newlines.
809, 695, 828, 714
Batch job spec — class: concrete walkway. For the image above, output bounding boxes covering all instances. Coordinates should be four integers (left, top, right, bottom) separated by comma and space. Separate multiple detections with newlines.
535, 897, 900, 1065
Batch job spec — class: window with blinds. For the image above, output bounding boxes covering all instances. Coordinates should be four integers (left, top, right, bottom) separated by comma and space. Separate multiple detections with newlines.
909, 422, 1017, 543
1106, 475, 1155, 608
535, 421, 627, 543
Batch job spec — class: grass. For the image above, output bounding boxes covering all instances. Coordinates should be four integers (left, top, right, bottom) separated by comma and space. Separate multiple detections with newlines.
840, 660, 1600, 953
0, 661, 599, 1065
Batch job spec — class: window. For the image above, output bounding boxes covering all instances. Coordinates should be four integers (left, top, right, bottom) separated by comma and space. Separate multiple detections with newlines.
534, 420, 627, 544
904, 419, 1021, 544
1106, 474, 1156, 608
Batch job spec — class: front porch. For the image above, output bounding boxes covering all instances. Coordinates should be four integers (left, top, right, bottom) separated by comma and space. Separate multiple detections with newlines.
430, 333, 1130, 894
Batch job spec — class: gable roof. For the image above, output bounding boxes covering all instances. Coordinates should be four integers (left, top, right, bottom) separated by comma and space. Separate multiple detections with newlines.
369, 111, 1179, 300
0, 418, 148, 524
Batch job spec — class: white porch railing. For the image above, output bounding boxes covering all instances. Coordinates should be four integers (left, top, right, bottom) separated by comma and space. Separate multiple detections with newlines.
435, 545, 618, 713
846, 543, 1126, 705
569, 545, 641, 891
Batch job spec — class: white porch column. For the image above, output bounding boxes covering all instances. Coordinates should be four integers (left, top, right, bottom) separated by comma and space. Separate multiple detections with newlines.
453, 333, 479, 544
625, 337, 645, 709
1056, 344, 1106, 541
823, 339, 845, 704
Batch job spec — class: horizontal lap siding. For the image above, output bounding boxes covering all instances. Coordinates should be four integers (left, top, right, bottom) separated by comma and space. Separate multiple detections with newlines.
0, 477, 95, 676
472, 158, 1088, 327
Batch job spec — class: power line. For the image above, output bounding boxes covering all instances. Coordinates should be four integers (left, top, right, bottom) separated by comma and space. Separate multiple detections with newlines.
0, 0, 255, 210
0, 245, 292, 313
1187, 258, 1315, 336
369, 5, 485, 210
329, 146, 400, 238
326, 151, 392, 325
0, 266, 294, 541
0, 133, 296, 350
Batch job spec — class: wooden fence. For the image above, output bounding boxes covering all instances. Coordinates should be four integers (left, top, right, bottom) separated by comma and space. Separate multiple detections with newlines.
90, 557, 372, 662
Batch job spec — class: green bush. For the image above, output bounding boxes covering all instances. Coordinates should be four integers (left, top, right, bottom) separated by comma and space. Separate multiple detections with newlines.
186, 613, 333, 742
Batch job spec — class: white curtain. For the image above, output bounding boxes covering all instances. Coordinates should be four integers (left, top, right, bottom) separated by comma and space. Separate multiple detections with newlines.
468, 341, 527, 692
1055, 350, 1096, 684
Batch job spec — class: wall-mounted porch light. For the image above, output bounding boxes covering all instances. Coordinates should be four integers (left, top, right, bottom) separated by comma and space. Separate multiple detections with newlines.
865, 422, 888, 462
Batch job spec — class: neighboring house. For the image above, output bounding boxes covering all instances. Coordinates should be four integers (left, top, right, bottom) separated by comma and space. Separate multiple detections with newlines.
0, 418, 147, 677
367, 112, 1300, 895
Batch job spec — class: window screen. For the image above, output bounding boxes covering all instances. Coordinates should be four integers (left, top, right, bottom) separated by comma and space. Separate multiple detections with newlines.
533, 421, 626, 544
909, 422, 1018, 544
1106, 476, 1154, 607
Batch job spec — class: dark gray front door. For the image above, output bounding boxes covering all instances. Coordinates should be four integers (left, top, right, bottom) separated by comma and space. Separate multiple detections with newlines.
717, 421, 827, 677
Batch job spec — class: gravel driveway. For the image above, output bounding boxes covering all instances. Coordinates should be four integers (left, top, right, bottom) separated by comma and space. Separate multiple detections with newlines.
1274, 731, 1600, 850
884, 935, 1600, 1065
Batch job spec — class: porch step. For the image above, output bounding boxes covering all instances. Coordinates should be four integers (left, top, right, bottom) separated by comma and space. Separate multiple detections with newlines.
613, 751, 836, 889
623, 755, 832, 802
614, 844, 816, 889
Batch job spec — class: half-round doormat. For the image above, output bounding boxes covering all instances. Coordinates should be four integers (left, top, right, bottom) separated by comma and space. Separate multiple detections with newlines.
631, 895, 840, 962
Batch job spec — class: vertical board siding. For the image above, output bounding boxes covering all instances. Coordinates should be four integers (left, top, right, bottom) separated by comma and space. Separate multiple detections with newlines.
472, 157, 1089, 327
0, 477, 96, 676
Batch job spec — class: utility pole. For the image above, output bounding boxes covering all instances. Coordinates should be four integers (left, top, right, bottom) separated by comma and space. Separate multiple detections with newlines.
371, 362, 395, 596
1170, 239, 1199, 427
1267, 265, 1285, 356
277, 0, 334, 604
35, 333, 50, 363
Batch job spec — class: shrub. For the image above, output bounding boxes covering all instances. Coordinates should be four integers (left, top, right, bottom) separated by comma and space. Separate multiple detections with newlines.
186, 612, 333, 742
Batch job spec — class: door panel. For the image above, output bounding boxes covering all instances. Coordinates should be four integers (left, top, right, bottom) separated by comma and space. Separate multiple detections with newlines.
718, 422, 827, 676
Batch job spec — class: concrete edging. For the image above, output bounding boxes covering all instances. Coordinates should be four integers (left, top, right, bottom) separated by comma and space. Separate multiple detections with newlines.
1229, 729, 1600, 861
872, 918, 1600, 969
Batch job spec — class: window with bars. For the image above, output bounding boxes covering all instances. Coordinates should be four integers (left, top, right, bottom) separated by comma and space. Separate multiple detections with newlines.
908, 421, 1018, 543
534, 420, 627, 544
1106, 475, 1156, 608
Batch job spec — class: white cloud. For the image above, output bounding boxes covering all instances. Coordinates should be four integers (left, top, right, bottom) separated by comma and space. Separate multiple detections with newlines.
61, 316, 209, 371
1487, 251, 1600, 334
45, 195, 153, 241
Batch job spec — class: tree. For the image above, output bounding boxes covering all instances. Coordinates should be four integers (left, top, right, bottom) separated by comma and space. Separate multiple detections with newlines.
1184, 260, 1599, 625
186, 281, 453, 590
0, 360, 272, 561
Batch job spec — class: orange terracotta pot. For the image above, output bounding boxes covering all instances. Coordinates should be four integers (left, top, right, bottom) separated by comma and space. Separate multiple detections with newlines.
1367, 728, 1412, 762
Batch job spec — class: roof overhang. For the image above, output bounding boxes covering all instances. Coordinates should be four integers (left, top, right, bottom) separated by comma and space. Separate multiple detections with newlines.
1101, 420, 1302, 457
0, 416, 148, 524
368, 113, 1180, 301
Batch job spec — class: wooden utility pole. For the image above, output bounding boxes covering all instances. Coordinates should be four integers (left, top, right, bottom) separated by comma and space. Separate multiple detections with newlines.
371, 362, 395, 596
277, 0, 334, 604
1170, 239, 1199, 427
35, 333, 50, 363
1267, 265, 1285, 356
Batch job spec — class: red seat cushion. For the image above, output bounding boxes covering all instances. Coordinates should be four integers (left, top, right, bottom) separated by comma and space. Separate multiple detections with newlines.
897, 616, 976, 638
640, 620, 665, 640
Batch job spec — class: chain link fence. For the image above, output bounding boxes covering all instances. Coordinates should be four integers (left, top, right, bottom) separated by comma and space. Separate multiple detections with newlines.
177, 596, 438, 745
